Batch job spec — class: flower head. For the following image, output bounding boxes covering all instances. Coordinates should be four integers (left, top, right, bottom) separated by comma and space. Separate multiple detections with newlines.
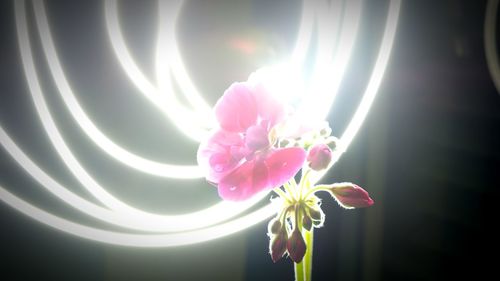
198, 78, 306, 201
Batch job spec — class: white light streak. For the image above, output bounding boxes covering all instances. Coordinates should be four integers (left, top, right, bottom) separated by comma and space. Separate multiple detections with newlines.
0, 127, 266, 232
33, 0, 204, 179
298, 0, 361, 123
290, 0, 316, 66
315, 0, 362, 120
485, 0, 500, 94
105, 0, 213, 141
15, 0, 266, 231
333, 0, 401, 166
0, 0, 401, 247
0, 185, 277, 247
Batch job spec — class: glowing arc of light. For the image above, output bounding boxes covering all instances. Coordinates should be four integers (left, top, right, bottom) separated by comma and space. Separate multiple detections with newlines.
314, 0, 362, 121
0, 127, 263, 232
104, 0, 211, 141
297, 0, 361, 123
332, 0, 400, 166
0, 127, 268, 232
485, 0, 500, 94
0, 185, 277, 247
33, 0, 204, 179
0, 0, 401, 247
14, 0, 266, 231
290, 0, 316, 66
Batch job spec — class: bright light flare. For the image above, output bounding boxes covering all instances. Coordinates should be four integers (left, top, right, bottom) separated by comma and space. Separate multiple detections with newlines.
249, 63, 306, 105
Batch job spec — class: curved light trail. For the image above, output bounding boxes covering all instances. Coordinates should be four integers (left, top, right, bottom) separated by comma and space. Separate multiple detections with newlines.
13, 0, 269, 231
34, 0, 205, 178
485, 0, 500, 94
0, 0, 400, 247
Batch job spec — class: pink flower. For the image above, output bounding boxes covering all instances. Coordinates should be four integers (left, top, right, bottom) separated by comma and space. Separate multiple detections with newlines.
198, 81, 306, 201
328, 183, 374, 209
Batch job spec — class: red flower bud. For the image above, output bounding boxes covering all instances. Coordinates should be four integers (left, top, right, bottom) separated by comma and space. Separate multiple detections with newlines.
307, 144, 332, 171
307, 206, 324, 222
270, 231, 288, 263
302, 215, 312, 231
286, 229, 307, 263
329, 183, 374, 209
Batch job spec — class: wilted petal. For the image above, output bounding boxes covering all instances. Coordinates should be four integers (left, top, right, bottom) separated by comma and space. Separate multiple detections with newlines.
265, 147, 307, 188
329, 183, 374, 209
218, 160, 269, 201
215, 82, 257, 133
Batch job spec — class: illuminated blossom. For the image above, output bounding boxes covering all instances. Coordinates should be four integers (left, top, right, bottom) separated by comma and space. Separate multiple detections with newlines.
198, 80, 306, 201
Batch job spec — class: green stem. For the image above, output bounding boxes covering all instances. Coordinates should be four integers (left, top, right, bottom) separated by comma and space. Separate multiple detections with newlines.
303, 229, 314, 281
303, 184, 331, 199
293, 204, 304, 281
294, 260, 305, 281
273, 187, 291, 202
301, 168, 312, 191
284, 181, 297, 201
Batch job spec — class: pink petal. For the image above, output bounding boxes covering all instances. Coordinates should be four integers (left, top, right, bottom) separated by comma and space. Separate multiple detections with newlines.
215, 82, 257, 133
218, 160, 269, 201
245, 124, 270, 151
252, 83, 285, 126
264, 147, 307, 188
197, 130, 244, 183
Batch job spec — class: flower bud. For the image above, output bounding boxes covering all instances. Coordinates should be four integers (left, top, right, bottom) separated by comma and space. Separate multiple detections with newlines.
270, 231, 288, 263
302, 215, 312, 231
312, 219, 322, 226
268, 218, 282, 234
308, 206, 323, 221
307, 144, 332, 171
286, 229, 307, 263
325, 136, 338, 150
320, 126, 332, 137
329, 183, 374, 209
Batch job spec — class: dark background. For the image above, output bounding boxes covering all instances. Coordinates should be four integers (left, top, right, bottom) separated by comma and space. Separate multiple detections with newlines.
1, 0, 499, 280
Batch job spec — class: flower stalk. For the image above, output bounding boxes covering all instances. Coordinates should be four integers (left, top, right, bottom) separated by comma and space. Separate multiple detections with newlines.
198, 71, 375, 281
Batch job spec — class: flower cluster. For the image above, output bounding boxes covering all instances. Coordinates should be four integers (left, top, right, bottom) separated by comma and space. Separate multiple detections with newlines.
197, 71, 374, 265
197, 78, 306, 201
268, 179, 373, 263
